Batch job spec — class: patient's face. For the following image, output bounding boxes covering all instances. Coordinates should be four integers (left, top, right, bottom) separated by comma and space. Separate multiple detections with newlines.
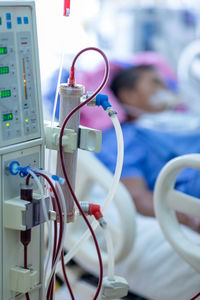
120, 70, 168, 115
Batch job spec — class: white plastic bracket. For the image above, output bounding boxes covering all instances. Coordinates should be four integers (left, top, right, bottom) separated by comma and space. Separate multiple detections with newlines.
78, 125, 102, 153
10, 267, 38, 293
44, 123, 77, 153
44, 121, 102, 153
3, 197, 29, 231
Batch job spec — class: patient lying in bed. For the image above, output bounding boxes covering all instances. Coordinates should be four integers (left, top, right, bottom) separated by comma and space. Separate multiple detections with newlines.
96, 64, 200, 233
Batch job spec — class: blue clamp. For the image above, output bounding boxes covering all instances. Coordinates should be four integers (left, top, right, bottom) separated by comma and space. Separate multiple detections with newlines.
96, 94, 111, 110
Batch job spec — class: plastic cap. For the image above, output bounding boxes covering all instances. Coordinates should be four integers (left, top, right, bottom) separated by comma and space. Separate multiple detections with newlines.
9, 161, 20, 175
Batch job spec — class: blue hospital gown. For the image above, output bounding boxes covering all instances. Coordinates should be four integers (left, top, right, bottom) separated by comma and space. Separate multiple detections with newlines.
96, 122, 200, 197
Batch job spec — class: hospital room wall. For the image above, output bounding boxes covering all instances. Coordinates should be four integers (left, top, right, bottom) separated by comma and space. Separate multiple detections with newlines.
34, 0, 200, 118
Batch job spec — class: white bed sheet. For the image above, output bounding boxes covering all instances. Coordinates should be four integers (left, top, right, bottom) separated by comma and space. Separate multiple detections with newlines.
77, 214, 200, 300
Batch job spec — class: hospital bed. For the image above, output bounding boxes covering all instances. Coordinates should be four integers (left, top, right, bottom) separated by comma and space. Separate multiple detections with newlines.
56, 149, 200, 300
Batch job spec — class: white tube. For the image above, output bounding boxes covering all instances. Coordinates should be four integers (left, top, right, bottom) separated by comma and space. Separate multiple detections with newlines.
56, 113, 124, 271
27, 169, 51, 299
39, 170, 67, 296
44, 190, 54, 286
45, 52, 64, 276
47, 44, 65, 175
44, 217, 54, 283
30, 170, 53, 287
103, 113, 124, 212
102, 225, 115, 281
27, 169, 50, 225
51, 51, 65, 126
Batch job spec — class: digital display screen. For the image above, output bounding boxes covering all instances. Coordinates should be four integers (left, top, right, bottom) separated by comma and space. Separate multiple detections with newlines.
0, 90, 11, 98
0, 66, 9, 74
0, 47, 7, 55
2, 113, 13, 122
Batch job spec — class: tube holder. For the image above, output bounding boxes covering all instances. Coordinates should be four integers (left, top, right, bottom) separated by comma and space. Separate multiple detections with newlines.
78, 125, 102, 153
3, 194, 49, 230
10, 266, 38, 293
44, 122, 102, 153
45, 124, 77, 153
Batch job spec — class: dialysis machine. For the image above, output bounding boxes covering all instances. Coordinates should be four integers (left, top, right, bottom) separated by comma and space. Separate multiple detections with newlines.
0, 1, 109, 299
0, 1, 45, 299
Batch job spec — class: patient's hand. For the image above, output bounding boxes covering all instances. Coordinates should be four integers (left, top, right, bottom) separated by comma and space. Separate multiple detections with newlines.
121, 177, 200, 233
176, 212, 200, 233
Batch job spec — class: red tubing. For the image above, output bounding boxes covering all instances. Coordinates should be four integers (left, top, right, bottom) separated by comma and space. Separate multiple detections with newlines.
61, 250, 75, 300
25, 293, 30, 300
190, 291, 200, 300
24, 245, 30, 300
48, 217, 58, 300
26, 173, 64, 300
24, 245, 28, 269
59, 47, 109, 300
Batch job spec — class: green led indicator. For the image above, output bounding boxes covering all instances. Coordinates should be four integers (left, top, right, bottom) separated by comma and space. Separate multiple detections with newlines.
0, 66, 9, 74
0, 90, 11, 98
2, 113, 13, 122
0, 47, 7, 55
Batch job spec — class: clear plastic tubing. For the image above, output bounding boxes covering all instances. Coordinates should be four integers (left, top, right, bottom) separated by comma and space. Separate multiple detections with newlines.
27, 169, 51, 298
45, 52, 64, 282
31, 170, 53, 288
47, 44, 65, 175
56, 113, 124, 271
103, 225, 115, 281
39, 170, 67, 296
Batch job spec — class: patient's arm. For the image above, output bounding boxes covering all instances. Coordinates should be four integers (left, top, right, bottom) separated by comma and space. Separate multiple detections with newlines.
121, 177, 200, 233
121, 177, 155, 217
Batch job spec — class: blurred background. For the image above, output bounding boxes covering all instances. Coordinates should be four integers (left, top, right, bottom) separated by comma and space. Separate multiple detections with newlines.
35, 0, 200, 120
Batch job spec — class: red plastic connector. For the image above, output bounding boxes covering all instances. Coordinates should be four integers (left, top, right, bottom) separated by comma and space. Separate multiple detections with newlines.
63, 0, 70, 17
89, 204, 103, 220
68, 66, 75, 87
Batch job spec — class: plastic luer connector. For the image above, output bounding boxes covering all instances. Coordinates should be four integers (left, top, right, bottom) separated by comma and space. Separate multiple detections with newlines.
63, 0, 70, 16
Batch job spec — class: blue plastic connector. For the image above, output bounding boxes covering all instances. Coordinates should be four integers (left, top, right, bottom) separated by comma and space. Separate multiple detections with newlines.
9, 161, 38, 178
9, 161, 20, 175
96, 94, 111, 110
51, 174, 65, 184
19, 166, 31, 177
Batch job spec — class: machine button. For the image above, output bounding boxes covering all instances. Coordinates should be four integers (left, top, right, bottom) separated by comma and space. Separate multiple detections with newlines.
7, 22, 12, 29
17, 17, 22, 24
24, 17, 29, 24
31, 124, 37, 132
16, 129, 21, 136
25, 126, 30, 134
6, 13, 11, 20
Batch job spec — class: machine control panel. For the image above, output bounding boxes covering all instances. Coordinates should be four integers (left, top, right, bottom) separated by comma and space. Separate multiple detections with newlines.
0, 5, 42, 147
